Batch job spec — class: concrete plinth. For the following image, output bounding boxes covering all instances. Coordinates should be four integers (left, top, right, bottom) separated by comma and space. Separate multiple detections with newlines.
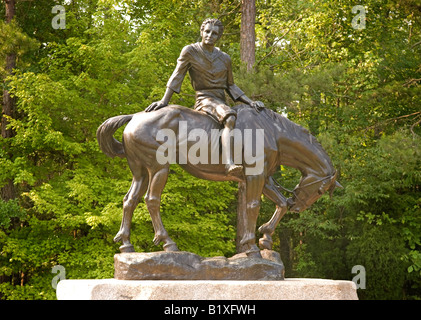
56, 279, 358, 300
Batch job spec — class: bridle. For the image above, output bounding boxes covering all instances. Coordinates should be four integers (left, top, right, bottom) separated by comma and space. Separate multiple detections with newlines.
274, 172, 337, 211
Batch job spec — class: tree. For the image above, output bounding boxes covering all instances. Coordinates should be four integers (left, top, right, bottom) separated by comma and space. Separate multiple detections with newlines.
240, 0, 255, 72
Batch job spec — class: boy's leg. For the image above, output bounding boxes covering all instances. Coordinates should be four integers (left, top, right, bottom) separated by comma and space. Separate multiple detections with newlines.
222, 115, 243, 177
195, 97, 244, 177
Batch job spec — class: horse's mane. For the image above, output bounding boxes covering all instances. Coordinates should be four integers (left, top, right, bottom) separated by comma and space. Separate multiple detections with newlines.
235, 105, 325, 153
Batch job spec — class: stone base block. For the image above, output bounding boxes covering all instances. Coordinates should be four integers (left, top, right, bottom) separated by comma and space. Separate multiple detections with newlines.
114, 250, 284, 281
56, 279, 358, 300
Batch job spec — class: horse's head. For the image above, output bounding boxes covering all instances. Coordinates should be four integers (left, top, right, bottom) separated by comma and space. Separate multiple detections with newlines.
287, 171, 342, 213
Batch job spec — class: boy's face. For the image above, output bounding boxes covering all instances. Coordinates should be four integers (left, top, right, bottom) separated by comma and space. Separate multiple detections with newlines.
201, 24, 220, 46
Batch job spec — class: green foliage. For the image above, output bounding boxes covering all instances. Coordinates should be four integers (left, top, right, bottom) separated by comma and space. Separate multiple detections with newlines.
0, 199, 25, 229
1, 0, 420, 300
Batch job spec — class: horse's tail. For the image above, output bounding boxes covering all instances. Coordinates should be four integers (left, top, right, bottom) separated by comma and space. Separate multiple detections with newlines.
96, 114, 133, 158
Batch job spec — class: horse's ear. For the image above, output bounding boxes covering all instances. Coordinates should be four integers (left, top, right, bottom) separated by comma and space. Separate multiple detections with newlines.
328, 180, 343, 198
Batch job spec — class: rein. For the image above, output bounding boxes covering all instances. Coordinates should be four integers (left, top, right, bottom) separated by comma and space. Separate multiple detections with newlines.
274, 173, 336, 210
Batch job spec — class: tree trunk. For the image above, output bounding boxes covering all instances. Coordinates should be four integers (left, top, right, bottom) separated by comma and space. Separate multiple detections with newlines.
1, 0, 17, 201
2, 0, 17, 140
2, 54, 16, 139
240, 0, 256, 72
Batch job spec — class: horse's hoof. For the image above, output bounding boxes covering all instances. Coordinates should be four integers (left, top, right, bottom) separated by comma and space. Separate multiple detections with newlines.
259, 237, 273, 250
259, 234, 273, 250
163, 242, 179, 252
119, 244, 135, 253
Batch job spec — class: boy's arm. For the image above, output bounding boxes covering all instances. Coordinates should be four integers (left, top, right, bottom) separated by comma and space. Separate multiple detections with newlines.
146, 46, 191, 112
226, 55, 265, 112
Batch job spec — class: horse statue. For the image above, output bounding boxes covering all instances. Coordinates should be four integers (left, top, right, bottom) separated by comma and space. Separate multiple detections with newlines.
96, 104, 342, 258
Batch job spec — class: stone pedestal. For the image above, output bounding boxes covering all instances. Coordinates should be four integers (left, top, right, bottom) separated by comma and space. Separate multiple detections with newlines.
114, 250, 284, 281
56, 251, 358, 300
56, 278, 358, 300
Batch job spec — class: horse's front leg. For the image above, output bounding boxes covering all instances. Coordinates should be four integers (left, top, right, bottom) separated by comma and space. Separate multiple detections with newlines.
238, 174, 265, 258
258, 176, 288, 250
145, 166, 179, 252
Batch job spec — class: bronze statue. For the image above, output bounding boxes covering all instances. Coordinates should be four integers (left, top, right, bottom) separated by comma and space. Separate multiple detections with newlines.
96, 19, 341, 258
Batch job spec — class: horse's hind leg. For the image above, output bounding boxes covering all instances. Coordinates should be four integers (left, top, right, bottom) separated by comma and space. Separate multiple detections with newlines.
114, 172, 148, 252
258, 176, 288, 250
145, 166, 179, 252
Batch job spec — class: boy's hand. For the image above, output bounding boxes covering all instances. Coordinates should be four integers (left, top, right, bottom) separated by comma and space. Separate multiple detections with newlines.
250, 101, 265, 112
145, 100, 168, 112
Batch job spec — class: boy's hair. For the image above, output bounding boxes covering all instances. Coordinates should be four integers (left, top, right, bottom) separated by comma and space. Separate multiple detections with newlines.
200, 18, 224, 39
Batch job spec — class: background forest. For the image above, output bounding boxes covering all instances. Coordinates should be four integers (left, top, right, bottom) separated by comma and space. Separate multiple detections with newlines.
0, 0, 420, 300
